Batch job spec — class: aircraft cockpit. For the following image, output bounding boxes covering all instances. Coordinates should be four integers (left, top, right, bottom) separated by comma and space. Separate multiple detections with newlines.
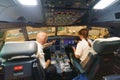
0, 25, 120, 80
0, 0, 120, 80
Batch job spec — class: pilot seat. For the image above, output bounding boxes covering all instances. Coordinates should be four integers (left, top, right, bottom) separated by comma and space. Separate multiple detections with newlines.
93, 37, 120, 80
0, 41, 45, 80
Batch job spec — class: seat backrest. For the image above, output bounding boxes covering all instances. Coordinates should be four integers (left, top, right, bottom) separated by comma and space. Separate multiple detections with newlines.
0, 41, 37, 59
81, 52, 96, 73
65, 45, 85, 74
93, 37, 120, 55
70, 53, 85, 74
65, 45, 74, 60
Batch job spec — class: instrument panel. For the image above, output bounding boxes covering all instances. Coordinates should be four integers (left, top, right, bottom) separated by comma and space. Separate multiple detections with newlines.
48, 36, 79, 53
48, 35, 79, 73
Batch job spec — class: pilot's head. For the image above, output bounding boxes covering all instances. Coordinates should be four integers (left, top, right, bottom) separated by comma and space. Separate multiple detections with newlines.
78, 28, 89, 39
36, 32, 48, 45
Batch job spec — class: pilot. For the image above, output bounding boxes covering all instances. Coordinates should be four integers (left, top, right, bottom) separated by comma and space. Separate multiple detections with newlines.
72, 28, 92, 63
36, 32, 57, 80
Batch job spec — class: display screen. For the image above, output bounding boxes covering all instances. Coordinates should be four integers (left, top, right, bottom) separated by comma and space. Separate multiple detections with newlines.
55, 39, 60, 45
64, 39, 69, 45
48, 36, 78, 52
55, 45, 60, 50
64, 39, 75, 46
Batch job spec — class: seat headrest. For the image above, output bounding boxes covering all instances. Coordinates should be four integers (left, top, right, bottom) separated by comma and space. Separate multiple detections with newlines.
0, 41, 37, 59
93, 37, 120, 55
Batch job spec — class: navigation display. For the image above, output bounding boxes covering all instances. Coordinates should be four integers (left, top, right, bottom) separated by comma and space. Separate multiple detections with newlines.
64, 39, 75, 46
48, 36, 78, 52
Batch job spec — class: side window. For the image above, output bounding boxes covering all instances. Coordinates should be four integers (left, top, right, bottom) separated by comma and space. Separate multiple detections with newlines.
0, 31, 5, 50
26, 26, 55, 40
89, 27, 109, 39
5, 28, 25, 42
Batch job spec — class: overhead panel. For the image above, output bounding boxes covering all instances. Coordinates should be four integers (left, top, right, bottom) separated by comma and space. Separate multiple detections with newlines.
42, 0, 90, 26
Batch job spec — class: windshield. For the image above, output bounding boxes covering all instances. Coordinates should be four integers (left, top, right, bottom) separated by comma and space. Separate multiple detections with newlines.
26, 26, 55, 39
4, 26, 109, 42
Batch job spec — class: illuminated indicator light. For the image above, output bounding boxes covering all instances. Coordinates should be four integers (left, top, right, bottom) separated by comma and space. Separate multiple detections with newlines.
14, 66, 23, 71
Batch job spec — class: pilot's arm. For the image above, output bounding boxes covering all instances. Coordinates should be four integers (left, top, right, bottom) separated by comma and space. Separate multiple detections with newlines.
72, 44, 82, 59
43, 47, 51, 68
45, 59, 51, 68
44, 40, 56, 48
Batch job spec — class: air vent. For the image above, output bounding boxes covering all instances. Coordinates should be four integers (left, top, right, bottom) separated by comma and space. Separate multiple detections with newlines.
115, 12, 120, 19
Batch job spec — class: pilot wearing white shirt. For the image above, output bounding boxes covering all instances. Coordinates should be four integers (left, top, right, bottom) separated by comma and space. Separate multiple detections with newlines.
36, 41, 46, 69
36, 32, 57, 80
75, 39, 92, 62
72, 28, 92, 62
36, 32, 48, 69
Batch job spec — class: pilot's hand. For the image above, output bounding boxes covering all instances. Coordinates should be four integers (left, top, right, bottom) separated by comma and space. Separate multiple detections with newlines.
51, 40, 56, 44
72, 46, 76, 52
44, 40, 56, 48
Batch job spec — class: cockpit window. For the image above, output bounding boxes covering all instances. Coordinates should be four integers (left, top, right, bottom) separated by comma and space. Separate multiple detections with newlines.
26, 26, 55, 39
57, 26, 109, 39
5, 28, 25, 41
57, 26, 86, 36
89, 27, 109, 39
4, 26, 109, 41
0, 31, 5, 50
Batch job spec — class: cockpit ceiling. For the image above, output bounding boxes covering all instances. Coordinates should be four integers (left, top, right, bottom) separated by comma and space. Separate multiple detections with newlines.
0, 0, 44, 23
1, 0, 120, 27
0, 0, 93, 26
